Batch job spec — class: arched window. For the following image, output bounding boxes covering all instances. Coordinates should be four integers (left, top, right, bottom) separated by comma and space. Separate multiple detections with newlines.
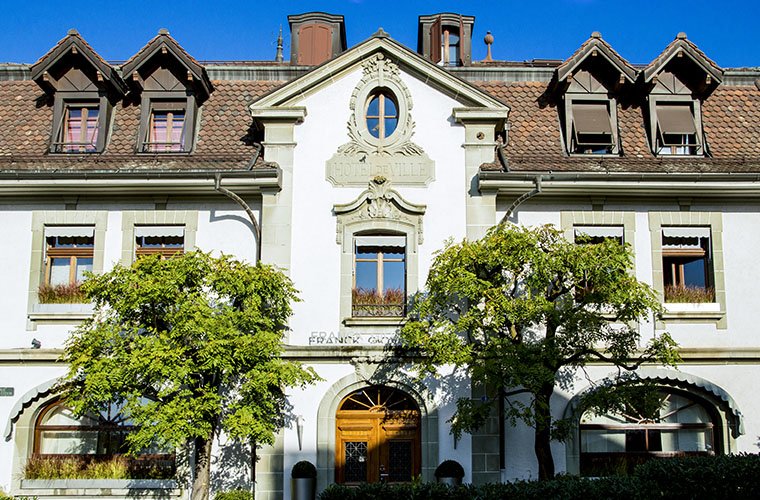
365, 90, 398, 140
31, 400, 175, 478
580, 388, 720, 476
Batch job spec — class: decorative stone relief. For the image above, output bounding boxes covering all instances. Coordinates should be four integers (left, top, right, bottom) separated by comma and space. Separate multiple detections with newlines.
326, 53, 435, 187
334, 177, 426, 246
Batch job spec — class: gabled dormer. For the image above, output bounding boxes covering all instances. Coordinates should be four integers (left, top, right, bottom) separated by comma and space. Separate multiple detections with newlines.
642, 33, 724, 157
553, 32, 637, 156
418, 13, 475, 67
30, 30, 126, 154
121, 29, 213, 154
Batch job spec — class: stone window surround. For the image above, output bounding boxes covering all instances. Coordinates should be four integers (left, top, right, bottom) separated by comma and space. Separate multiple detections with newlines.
560, 211, 635, 249
338, 218, 420, 327
649, 211, 726, 328
121, 210, 198, 264
27, 211, 108, 325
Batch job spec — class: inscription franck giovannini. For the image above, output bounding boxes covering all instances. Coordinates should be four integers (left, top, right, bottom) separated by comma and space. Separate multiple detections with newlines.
326, 53, 435, 187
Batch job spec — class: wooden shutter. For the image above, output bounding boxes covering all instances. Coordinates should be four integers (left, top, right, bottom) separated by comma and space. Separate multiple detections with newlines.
429, 17, 442, 63
298, 23, 333, 65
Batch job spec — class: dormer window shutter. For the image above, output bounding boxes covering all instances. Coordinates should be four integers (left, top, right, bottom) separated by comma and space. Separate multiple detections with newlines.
573, 103, 613, 136
656, 104, 697, 135
430, 17, 442, 63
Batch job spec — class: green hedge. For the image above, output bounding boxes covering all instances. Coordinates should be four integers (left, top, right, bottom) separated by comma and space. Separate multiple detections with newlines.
318, 454, 760, 500
214, 489, 255, 500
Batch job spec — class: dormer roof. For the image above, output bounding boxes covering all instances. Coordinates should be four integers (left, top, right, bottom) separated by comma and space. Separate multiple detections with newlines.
556, 32, 637, 84
121, 29, 213, 99
643, 33, 723, 93
29, 29, 126, 96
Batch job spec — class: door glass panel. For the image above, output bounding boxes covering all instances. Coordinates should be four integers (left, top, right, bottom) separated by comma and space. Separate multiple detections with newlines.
388, 440, 412, 482
344, 441, 368, 483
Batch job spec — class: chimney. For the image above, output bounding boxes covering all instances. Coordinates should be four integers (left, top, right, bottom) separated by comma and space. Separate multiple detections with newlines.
288, 12, 347, 66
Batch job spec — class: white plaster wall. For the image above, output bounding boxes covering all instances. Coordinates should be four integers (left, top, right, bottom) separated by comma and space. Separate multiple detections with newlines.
288, 64, 466, 344
0, 210, 33, 349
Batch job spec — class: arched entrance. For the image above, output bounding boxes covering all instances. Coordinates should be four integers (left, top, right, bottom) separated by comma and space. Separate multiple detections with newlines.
335, 385, 421, 484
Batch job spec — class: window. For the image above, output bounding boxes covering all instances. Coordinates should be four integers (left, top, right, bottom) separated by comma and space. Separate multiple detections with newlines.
580, 389, 718, 476
366, 90, 398, 140
140, 101, 188, 153
567, 101, 617, 155
654, 103, 700, 156
33, 399, 175, 478
135, 226, 185, 259
54, 104, 99, 153
440, 28, 460, 66
574, 226, 624, 245
39, 226, 94, 303
661, 227, 714, 303
352, 235, 406, 317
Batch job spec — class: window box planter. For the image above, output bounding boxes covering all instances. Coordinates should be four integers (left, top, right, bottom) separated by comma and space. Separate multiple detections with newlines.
29, 303, 95, 322
19, 478, 180, 497
661, 302, 724, 320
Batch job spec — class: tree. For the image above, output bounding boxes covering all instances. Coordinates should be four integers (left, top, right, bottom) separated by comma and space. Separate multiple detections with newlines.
400, 224, 679, 480
59, 251, 319, 500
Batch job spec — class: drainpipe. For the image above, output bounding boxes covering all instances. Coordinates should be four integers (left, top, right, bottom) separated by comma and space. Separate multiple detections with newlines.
499, 176, 542, 225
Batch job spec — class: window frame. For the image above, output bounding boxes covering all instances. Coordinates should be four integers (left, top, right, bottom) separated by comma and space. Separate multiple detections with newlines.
564, 96, 620, 156
352, 236, 407, 318
365, 90, 399, 141
44, 233, 95, 288
50, 94, 110, 154
135, 225, 186, 260
121, 212, 198, 264
137, 92, 196, 154
649, 96, 704, 157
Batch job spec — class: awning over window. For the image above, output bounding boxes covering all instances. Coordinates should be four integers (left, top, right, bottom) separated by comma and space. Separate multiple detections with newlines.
656, 104, 696, 134
44, 226, 95, 238
574, 226, 624, 239
572, 103, 612, 135
134, 226, 185, 238
355, 236, 406, 248
662, 227, 710, 238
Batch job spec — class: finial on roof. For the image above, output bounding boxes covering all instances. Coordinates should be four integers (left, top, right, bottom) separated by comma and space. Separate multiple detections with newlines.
591, 31, 602, 39
275, 26, 284, 63
67, 29, 79, 36
158, 28, 170, 35
676, 32, 687, 39
483, 31, 494, 62
373, 27, 389, 38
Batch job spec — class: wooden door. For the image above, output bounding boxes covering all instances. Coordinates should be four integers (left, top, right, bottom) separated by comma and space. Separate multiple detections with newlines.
335, 386, 421, 484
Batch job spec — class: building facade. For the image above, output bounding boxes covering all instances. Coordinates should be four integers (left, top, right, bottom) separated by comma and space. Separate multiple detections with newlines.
0, 12, 758, 499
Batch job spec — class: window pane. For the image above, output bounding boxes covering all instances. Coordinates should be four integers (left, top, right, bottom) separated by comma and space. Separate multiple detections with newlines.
682, 258, 707, 287
85, 108, 99, 151
385, 118, 398, 136
367, 96, 380, 116
384, 98, 397, 117
355, 261, 378, 291
76, 258, 93, 282
367, 118, 380, 138
151, 112, 168, 152
170, 112, 185, 152
41, 405, 98, 426
49, 258, 71, 286
383, 260, 405, 293
39, 430, 98, 455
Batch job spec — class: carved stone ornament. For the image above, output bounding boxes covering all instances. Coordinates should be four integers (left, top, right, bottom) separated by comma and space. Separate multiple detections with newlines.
334, 176, 426, 246
326, 53, 435, 187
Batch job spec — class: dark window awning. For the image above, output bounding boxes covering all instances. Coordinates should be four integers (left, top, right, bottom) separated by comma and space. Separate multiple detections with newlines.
657, 104, 697, 134
572, 102, 612, 135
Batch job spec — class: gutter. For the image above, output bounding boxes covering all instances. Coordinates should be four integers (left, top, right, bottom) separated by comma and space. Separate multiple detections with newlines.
480, 171, 760, 198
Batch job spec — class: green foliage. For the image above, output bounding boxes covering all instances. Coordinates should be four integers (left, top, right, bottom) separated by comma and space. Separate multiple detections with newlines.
37, 283, 87, 304
664, 285, 715, 303
58, 251, 319, 468
291, 460, 317, 478
320, 455, 760, 499
0, 490, 12, 500
24, 456, 132, 479
213, 490, 255, 500
434, 460, 465, 479
400, 224, 679, 475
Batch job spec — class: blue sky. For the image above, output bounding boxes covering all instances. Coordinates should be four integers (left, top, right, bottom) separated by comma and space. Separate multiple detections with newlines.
1, 0, 758, 67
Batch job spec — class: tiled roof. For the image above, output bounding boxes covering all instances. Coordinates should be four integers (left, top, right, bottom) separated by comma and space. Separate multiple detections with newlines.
0, 79, 284, 170
474, 81, 760, 173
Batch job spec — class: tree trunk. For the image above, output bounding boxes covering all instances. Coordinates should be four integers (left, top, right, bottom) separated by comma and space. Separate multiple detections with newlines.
534, 386, 555, 481
191, 436, 213, 500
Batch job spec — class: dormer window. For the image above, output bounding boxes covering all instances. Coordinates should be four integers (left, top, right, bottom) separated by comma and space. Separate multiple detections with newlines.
567, 101, 616, 154
418, 13, 474, 66
144, 102, 187, 153
56, 103, 100, 153
30, 30, 126, 155
654, 102, 700, 156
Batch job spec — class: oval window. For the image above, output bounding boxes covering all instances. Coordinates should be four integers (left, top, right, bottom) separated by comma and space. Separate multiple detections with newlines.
366, 90, 398, 139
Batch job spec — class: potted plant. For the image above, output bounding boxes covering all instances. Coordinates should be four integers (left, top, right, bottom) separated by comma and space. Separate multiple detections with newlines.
291, 460, 316, 500
435, 459, 465, 486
